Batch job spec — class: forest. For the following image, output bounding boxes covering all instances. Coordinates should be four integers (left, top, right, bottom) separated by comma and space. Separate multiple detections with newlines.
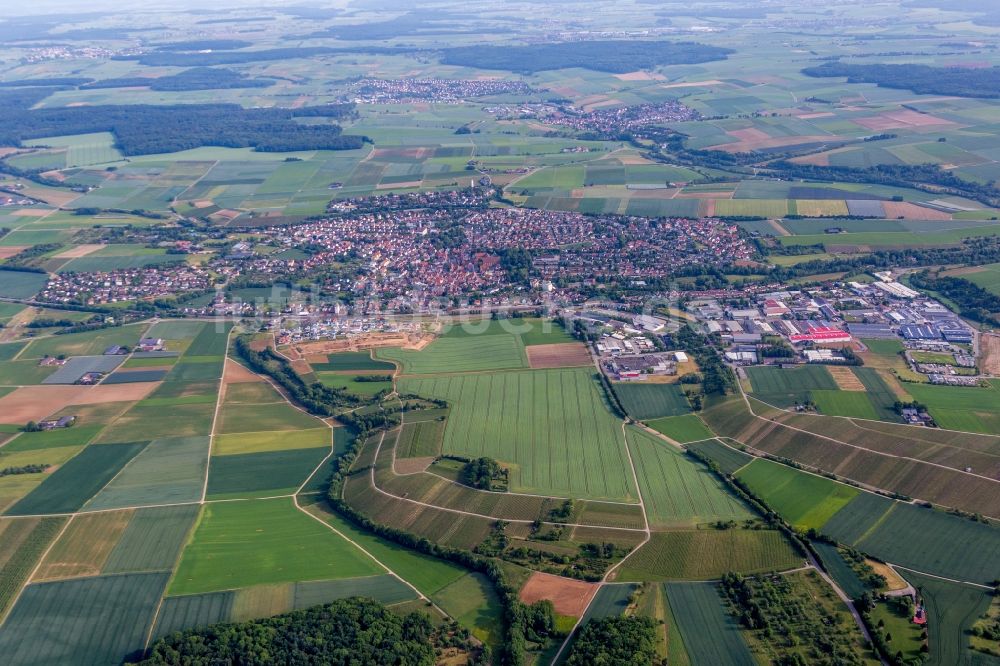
82, 67, 275, 91
0, 98, 364, 155
802, 61, 1000, 98
440, 40, 732, 74
138, 598, 448, 665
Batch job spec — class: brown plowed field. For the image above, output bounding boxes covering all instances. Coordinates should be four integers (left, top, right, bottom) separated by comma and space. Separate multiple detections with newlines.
519, 572, 598, 617
526, 343, 592, 369
0, 383, 159, 422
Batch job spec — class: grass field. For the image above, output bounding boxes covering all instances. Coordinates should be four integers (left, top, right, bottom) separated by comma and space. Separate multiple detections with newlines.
378, 334, 526, 374
746, 365, 837, 407
170, 498, 382, 595
811, 389, 879, 420
613, 383, 691, 420
316, 372, 392, 396
644, 414, 714, 443
665, 582, 755, 666
308, 352, 396, 372
400, 367, 636, 501
95, 402, 215, 443
735, 458, 860, 530
214, 428, 330, 456
869, 601, 925, 663
216, 401, 321, 434
618, 529, 802, 581
627, 428, 750, 528
205, 448, 329, 499
906, 382, 1000, 434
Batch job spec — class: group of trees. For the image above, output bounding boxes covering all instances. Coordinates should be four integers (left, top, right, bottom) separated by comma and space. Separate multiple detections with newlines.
0, 97, 364, 156
440, 40, 732, 74
665, 324, 736, 396
909, 271, 1000, 327
0, 463, 49, 478
565, 616, 658, 665
137, 598, 446, 665
803, 61, 1000, 99
82, 67, 275, 92
461, 457, 508, 491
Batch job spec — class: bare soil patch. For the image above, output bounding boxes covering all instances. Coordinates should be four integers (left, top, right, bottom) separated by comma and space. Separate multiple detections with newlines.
881, 201, 952, 220
0, 246, 27, 259
519, 572, 598, 617
661, 79, 725, 89
854, 110, 954, 131
223, 358, 262, 384
0, 383, 159, 422
828, 366, 865, 391
981, 333, 1000, 376
868, 560, 910, 592
614, 71, 665, 81
713, 133, 842, 153
526, 343, 592, 369
394, 456, 434, 475
51, 244, 104, 259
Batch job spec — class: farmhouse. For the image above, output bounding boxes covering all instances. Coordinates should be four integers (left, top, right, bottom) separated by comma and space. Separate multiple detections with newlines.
36, 415, 76, 430
138, 337, 164, 352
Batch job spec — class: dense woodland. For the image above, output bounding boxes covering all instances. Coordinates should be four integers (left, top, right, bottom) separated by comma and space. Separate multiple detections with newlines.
138, 598, 447, 665
82, 67, 275, 91
0, 93, 363, 155
565, 616, 658, 665
441, 40, 732, 74
802, 61, 1000, 99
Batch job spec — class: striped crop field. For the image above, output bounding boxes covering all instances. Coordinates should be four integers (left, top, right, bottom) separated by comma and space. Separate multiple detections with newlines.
400, 367, 637, 502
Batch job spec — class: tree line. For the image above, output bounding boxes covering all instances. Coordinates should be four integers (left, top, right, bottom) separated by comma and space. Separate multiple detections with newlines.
803, 61, 1000, 99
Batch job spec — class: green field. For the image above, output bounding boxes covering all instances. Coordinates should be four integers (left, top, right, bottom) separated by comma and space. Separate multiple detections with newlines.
395, 419, 445, 458
906, 571, 994, 666
216, 401, 321, 434
400, 367, 636, 501
850, 503, 1000, 584
746, 365, 838, 408
22, 324, 148, 359
205, 448, 329, 499
6, 442, 147, 516
214, 428, 330, 456
83, 436, 209, 510
102, 505, 201, 574
906, 382, 1000, 434
378, 334, 526, 374
686, 439, 754, 476
0, 572, 169, 665
170, 498, 382, 595
613, 383, 691, 420
736, 458, 860, 530
811, 389, 879, 420
619, 529, 802, 581
665, 582, 756, 666
627, 428, 751, 528
309, 352, 396, 372
644, 414, 715, 443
